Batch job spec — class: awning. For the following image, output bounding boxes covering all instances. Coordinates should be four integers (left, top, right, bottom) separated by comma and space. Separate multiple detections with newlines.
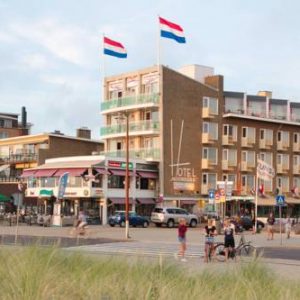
108, 198, 134, 204
0, 164, 9, 173
257, 198, 276, 206
109, 169, 133, 176
136, 198, 155, 204
54, 168, 87, 177
286, 198, 300, 204
137, 171, 158, 179
0, 193, 10, 202
94, 168, 110, 175
39, 189, 54, 197
21, 169, 37, 178
34, 169, 57, 177
180, 200, 197, 205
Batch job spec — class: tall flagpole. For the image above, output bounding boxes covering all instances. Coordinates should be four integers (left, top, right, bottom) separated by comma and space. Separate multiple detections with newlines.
157, 15, 161, 67
102, 34, 107, 152
254, 155, 259, 234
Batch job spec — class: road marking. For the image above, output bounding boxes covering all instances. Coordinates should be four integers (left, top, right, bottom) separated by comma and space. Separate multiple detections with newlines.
67, 241, 204, 258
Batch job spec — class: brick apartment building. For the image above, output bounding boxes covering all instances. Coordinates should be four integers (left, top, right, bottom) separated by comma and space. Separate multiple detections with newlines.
0, 128, 104, 206
100, 64, 300, 218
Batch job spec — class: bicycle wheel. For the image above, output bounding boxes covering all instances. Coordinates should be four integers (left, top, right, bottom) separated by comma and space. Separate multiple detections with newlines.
214, 243, 226, 262
239, 244, 257, 261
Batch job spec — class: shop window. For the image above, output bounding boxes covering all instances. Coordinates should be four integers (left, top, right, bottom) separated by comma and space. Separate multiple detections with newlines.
108, 175, 125, 189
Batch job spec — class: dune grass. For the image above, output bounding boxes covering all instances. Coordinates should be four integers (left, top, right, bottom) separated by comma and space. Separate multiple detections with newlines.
0, 246, 298, 300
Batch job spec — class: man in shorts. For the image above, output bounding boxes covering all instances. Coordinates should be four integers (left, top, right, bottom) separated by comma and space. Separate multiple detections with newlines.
267, 212, 275, 240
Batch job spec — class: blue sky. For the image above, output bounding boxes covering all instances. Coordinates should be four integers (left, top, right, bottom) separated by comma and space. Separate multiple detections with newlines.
1, 0, 300, 138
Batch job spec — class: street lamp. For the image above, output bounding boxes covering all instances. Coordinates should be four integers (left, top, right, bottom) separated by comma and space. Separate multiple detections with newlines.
115, 112, 130, 239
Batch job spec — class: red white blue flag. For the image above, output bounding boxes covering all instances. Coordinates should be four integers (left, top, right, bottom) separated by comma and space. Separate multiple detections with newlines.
159, 17, 186, 44
103, 37, 127, 58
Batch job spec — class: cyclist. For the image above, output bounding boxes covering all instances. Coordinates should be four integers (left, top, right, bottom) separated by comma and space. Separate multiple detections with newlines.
204, 218, 217, 262
224, 218, 235, 262
75, 210, 88, 235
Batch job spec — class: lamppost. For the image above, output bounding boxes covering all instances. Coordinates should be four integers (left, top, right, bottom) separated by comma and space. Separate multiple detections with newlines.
115, 112, 130, 239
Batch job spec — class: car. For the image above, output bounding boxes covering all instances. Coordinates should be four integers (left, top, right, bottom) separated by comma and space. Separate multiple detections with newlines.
239, 216, 265, 231
151, 207, 198, 228
108, 211, 149, 228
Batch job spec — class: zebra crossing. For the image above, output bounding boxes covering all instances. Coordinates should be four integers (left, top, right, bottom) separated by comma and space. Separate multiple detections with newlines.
67, 241, 205, 258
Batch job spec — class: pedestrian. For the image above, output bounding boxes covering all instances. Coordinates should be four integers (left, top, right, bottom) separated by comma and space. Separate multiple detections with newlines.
285, 217, 292, 239
224, 218, 235, 262
204, 218, 217, 262
266, 212, 275, 240
175, 218, 187, 262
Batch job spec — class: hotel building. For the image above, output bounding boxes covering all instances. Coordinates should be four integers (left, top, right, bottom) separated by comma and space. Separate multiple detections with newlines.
101, 64, 300, 218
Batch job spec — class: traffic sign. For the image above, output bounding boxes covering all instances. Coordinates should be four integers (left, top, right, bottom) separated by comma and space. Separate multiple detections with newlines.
208, 189, 215, 205
276, 195, 285, 206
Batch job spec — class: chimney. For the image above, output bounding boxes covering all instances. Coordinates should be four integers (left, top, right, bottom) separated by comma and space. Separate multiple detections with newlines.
21, 106, 27, 128
76, 127, 91, 139
52, 130, 64, 135
258, 91, 272, 98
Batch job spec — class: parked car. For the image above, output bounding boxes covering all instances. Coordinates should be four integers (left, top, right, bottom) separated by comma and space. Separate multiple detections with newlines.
108, 211, 149, 228
239, 216, 265, 231
151, 207, 198, 228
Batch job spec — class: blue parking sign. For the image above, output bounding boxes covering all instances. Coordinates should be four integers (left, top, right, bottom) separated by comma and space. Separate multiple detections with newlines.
276, 195, 285, 206
208, 189, 215, 199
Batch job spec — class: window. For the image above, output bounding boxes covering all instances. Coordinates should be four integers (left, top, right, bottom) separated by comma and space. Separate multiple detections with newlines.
203, 97, 209, 108
202, 148, 217, 164
260, 129, 265, 140
277, 154, 282, 164
117, 142, 122, 150
222, 149, 228, 160
203, 122, 209, 133
242, 127, 247, 138
118, 91, 122, 98
277, 131, 281, 142
40, 177, 56, 188
0, 132, 8, 139
202, 174, 207, 185
136, 178, 156, 190
294, 133, 298, 143
202, 173, 217, 188
223, 124, 237, 139
108, 175, 125, 189
68, 177, 82, 188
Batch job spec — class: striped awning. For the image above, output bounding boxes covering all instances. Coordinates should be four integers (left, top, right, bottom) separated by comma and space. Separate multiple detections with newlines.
54, 168, 87, 177
21, 169, 37, 178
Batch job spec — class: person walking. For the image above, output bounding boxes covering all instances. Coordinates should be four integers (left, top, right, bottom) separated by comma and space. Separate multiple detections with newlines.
267, 212, 275, 240
175, 218, 188, 262
285, 217, 292, 239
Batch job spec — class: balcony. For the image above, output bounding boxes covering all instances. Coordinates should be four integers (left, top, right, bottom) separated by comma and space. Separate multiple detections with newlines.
222, 135, 235, 145
222, 160, 236, 170
202, 133, 217, 144
201, 184, 208, 194
202, 107, 217, 118
241, 161, 254, 172
277, 164, 289, 174
293, 142, 300, 152
277, 141, 289, 151
201, 159, 215, 169
101, 93, 159, 113
0, 176, 19, 183
101, 120, 160, 138
259, 139, 273, 149
241, 137, 255, 148
0, 153, 38, 164
101, 148, 160, 161
293, 165, 300, 175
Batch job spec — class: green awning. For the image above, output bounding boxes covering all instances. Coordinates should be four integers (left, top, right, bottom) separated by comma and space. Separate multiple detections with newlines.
39, 189, 54, 197
0, 194, 11, 202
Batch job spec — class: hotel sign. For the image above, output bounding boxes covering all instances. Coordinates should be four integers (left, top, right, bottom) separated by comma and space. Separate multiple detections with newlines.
171, 167, 196, 191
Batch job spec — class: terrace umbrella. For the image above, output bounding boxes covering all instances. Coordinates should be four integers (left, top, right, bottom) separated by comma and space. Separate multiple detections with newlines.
0, 194, 10, 202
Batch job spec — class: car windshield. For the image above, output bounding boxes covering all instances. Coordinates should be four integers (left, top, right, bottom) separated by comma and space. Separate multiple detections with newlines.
153, 208, 163, 213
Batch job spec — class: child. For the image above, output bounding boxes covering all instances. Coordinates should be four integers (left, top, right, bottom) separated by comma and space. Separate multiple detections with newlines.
175, 218, 188, 262
285, 217, 292, 239
204, 218, 217, 262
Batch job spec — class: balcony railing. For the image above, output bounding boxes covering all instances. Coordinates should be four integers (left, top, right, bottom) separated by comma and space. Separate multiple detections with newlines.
101, 148, 160, 160
0, 153, 38, 164
101, 120, 160, 137
101, 93, 159, 112
0, 176, 19, 183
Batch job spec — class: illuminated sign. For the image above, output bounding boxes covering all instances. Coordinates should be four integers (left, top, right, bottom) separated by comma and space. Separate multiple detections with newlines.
108, 161, 133, 169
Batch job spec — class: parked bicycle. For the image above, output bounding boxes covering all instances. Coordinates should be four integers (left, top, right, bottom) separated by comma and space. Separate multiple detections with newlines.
214, 232, 257, 262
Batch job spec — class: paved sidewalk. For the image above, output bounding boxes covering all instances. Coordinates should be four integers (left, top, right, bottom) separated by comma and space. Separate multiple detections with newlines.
0, 224, 299, 249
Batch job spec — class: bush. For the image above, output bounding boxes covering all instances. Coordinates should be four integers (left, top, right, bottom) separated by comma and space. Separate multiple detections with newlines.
0, 246, 299, 300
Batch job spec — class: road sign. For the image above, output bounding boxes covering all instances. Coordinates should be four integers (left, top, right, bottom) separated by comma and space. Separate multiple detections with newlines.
208, 189, 215, 204
276, 195, 285, 206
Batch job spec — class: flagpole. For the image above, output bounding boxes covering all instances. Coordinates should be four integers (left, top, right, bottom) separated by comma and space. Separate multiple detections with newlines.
157, 15, 161, 67
254, 154, 259, 234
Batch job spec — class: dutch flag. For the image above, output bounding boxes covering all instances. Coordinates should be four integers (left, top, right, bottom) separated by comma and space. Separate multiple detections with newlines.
159, 17, 186, 44
103, 36, 127, 58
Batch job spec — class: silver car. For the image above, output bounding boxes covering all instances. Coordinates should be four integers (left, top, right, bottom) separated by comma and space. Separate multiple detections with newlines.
151, 207, 198, 228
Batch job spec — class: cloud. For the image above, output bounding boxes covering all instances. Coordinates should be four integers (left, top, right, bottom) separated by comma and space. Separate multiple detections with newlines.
21, 53, 54, 70
9, 18, 97, 66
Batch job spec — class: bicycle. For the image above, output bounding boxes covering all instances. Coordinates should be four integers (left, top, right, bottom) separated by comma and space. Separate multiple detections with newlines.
70, 224, 90, 239
214, 232, 257, 262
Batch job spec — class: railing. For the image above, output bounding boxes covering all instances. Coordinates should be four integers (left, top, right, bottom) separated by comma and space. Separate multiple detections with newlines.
0, 176, 19, 183
101, 93, 159, 111
101, 148, 160, 160
101, 120, 160, 136
0, 153, 38, 163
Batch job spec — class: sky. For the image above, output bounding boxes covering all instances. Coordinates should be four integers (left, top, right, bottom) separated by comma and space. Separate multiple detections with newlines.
1, 0, 300, 139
